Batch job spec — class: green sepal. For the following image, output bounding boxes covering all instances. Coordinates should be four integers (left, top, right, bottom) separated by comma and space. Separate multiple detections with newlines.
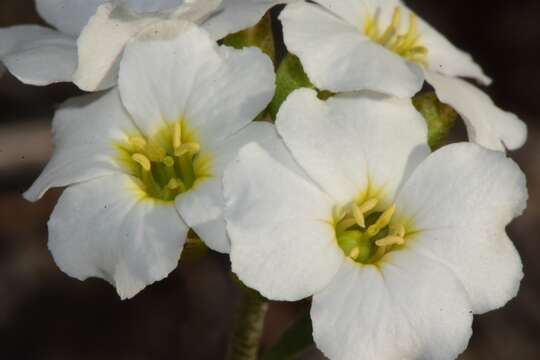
269, 53, 315, 120
222, 13, 275, 63
262, 311, 314, 360
412, 92, 458, 150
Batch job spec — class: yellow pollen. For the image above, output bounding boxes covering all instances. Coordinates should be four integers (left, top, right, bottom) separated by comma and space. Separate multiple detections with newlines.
336, 218, 357, 233
175, 142, 201, 157
173, 122, 182, 150
167, 178, 184, 190
393, 224, 406, 238
363, 6, 428, 66
131, 153, 151, 171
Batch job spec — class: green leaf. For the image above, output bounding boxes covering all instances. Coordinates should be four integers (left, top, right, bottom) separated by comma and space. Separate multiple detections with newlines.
222, 13, 275, 63
412, 92, 458, 150
269, 54, 315, 119
262, 312, 314, 360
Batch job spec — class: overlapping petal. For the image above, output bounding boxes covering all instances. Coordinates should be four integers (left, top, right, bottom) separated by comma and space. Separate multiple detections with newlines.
312, 253, 473, 360
426, 71, 527, 151
73, 0, 222, 91
395, 142, 527, 313
280, 2, 423, 97
48, 173, 188, 299
35, 0, 107, 36
24, 89, 137, 201
203, 0, 292, 40
119, 22, 275, 145
276, 88, 429, 205
225, 143, 342, 301
0, 25, 77, 85
175, 122, 279, 253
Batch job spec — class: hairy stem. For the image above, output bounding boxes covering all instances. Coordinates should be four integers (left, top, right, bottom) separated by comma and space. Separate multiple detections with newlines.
226, 286, 269, 360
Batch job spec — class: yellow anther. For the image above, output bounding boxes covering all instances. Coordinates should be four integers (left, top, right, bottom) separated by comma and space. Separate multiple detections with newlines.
175, 142, 200, 157
132, 153, 151, 171
349, 247, 361, 260
162, 156, 174, 167
129, 136, 147, 149
352, 203, 366, 228
336, 218, 357, 233
375, 235, 405, 247
145, 141, 167, 162
167, 178, 184, 190
173, 122, 182, 150
391, 7, 401, 28
367, 204, 396, 236
358, 198, 378, 213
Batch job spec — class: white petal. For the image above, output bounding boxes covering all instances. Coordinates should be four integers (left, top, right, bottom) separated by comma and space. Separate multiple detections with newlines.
420, 20, 491, 85
125, 0, 185, 13
119, 22, 275, 144
312, 0, 401, 28
203, 0, 288, 40
73, 3, 164, 91
426, 71, 527, 151
280, 2, 423, 97
49, 174, 188, 299
225, 142, 343, 301
175, 122, 278, 253
395, 142, 527, 314
276, 88, 429, 205
24, 89, 138, 201
0, 25, 76, 85
312, 252, 473, 360
35, 0, 107, 36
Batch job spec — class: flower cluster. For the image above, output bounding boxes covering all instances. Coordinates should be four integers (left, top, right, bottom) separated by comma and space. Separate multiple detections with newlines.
1, 0, 528, 359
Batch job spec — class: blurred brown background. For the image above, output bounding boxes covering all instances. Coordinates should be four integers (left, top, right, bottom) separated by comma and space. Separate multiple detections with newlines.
1, 0, 539, 359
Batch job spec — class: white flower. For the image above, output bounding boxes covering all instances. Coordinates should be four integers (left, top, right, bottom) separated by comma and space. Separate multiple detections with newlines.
0, 0, 289, 90
24, 22, 276, 299
224, 88, 527, 360
280, 0, 526, 151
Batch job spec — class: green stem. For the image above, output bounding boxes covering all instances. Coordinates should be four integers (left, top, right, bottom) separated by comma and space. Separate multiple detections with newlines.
226, 287, 269, 360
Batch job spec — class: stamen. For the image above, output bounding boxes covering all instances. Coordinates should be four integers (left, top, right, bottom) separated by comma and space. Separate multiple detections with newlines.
367, 204, 396, 236
175, 143, 201, 157
129, 136, 147, 149
352, 203, 366, 228
162, 156, 174, 167
167, 178, 185, 191
173, 122, 182, 150
145, 141, 167, 162
336, 218, 357, 233
375, 235, 405, 247
132, 153, 151, 171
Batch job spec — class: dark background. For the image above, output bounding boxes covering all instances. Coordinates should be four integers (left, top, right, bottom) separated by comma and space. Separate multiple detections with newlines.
1, 0, 539, 359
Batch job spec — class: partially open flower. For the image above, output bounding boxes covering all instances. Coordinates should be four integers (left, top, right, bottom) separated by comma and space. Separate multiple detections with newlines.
0, 0, 289, 90
280, 0, 527, 151
224, 88, 527, 360
24, 22, 276, 299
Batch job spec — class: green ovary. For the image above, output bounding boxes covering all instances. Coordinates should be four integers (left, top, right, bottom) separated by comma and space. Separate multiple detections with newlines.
334, 193, 411, 264
115, 120, 212, 202
364, 7, 428, 67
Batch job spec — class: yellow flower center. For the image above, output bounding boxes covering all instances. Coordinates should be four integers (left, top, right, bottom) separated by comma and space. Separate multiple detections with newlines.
363, 7, 428, 67
115, 120, 212, 202
334, 196, 409, 264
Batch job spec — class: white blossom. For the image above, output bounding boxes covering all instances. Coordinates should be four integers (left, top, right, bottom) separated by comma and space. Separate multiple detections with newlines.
224, 88, 527, 360
280, 0, 527, 151
24, 23, 276, 299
